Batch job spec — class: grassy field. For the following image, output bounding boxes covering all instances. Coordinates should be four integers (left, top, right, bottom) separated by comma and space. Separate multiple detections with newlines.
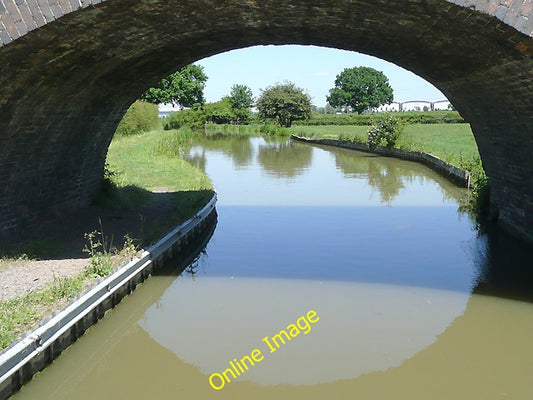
289, 123, 479, 166
107, 128, 212, 193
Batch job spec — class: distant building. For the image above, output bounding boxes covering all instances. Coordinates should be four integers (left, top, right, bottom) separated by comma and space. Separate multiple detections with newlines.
158, 103, 181, 118
374, 103, 401, 112
372, 100, 452, 113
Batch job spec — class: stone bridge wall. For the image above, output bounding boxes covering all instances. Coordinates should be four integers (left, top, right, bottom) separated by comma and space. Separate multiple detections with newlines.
0, 0, 532, 242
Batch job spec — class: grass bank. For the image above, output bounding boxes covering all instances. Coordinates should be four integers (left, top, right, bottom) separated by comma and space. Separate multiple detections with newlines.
107, 128, 212, 195
1, 128, 213, 350
289, 123, 478, 162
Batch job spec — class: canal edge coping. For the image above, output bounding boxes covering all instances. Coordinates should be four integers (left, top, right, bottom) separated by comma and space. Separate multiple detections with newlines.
290, 135, 471, 188
0, 193, 217, 400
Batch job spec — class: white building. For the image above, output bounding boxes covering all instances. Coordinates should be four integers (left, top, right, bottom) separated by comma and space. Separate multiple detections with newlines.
158, 103, 182, 118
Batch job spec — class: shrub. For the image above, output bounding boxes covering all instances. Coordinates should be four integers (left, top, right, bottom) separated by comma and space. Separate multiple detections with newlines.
164, 108, 205, 130
367, 115, 404, 150
259, 123, 291, 136
164, 99, 247, 130
115, 101, 159, 136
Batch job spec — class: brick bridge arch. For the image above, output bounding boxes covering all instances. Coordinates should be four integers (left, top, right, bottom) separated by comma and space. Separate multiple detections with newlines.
1, 0, 532, 241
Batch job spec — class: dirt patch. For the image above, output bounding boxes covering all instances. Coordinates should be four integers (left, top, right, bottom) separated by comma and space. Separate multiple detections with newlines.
0, 259, 88, 302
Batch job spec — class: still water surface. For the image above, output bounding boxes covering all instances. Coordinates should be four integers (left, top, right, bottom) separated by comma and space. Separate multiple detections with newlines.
14, 136, 533, 399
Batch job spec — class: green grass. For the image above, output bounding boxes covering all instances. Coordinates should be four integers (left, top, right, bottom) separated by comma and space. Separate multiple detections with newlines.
289, 123, 479, 165
204, 123, 261, 136
0, 274, 86, 349
204, 123, 292, 137
289, 125, 369, 141
399, 124, 478, 163
107, 128, 212, 192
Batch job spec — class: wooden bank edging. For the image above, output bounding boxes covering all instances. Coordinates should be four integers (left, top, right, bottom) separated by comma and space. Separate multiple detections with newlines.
0, 194, 217, 400
291, 135, 471, 188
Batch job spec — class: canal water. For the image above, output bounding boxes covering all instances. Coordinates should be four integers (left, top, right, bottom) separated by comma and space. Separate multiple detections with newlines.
13, 136, 533, 399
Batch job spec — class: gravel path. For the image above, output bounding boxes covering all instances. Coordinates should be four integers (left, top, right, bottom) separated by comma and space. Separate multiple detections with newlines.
0, 259, 88, 302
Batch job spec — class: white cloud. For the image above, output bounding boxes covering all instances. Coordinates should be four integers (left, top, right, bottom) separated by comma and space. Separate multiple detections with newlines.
312, 71, 330, 77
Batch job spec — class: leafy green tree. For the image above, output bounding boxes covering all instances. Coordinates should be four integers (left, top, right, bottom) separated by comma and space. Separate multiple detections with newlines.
228, 84, 254, 124
204, 98, 235, 124
256, 82, 311, 127
228, 84, 254, 110
327, 67, 393, 114
141, 64, 207, 108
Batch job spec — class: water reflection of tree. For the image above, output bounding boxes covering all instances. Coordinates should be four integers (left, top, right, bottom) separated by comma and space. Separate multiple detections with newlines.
334, 149, 467, 205
183, 148, 207, 172
367, 160, 406, 204
257, 140, 313, 178
192, 133, 254, 168
334, 151, 409, 203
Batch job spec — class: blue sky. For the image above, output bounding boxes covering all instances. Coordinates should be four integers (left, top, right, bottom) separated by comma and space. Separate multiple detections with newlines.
197, 45, 446, 107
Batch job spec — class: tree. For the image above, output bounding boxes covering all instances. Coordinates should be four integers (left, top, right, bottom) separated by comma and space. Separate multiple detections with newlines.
228, 84, 254, 124
256, 82, 311, 127
204, 98, 235, 125
141, 64, 207, 108
327, 67, 393, 114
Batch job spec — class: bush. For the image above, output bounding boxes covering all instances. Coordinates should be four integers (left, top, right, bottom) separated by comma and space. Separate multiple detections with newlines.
115, 101, 159, 136
164, 99, 251, 130
367, 115, 404, 150
164, 107, 206, 130
204, 98, 235, 125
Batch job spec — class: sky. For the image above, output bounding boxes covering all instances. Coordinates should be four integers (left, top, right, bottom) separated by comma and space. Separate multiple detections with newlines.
196, 45, 446, 107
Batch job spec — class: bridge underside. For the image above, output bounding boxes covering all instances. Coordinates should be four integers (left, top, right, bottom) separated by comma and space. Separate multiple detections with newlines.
0, 0, 532, 242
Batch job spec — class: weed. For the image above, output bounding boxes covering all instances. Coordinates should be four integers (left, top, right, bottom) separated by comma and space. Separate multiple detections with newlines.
83, 222, 113, 278
153, 127, 195, 157
121, 234, 138, 260
47, 274, 85, 301
0, 298, 40, 349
